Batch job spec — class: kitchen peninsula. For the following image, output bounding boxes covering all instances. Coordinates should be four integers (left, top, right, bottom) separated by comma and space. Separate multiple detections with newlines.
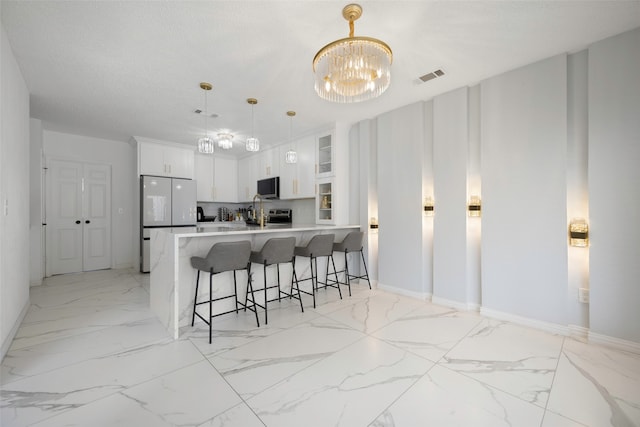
150, 224, 360, 338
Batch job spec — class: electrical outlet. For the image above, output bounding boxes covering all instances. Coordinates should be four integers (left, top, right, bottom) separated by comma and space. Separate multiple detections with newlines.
579, 288, 590, 304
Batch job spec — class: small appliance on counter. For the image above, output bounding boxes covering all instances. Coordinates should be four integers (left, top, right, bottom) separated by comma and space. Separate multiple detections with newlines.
267, 208, 292, 223
197, 206, 216, 222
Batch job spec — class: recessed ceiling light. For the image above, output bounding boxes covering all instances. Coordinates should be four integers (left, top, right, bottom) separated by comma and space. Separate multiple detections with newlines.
194, 109, 219, 118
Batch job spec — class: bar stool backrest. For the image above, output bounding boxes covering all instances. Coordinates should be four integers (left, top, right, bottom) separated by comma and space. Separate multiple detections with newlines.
257, 237, 296, 265
206, 241, 251, 273
303, 234, 335, 257
334, 231, 363, 253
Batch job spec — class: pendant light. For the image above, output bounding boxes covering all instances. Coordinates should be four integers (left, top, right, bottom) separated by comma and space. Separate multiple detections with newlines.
197, 82, 214, 154
245, 98, 260, 152
285, 111, 297, 164
313, 4, 392, 103
217, 133, 233, 150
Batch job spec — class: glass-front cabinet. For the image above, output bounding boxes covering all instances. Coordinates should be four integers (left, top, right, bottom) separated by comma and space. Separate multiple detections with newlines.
316, 178, 334, 224
316, 133, 333, 177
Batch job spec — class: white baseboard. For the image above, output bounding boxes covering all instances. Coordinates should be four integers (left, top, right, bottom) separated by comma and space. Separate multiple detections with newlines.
432, 296, 472, 312
1, 297, 30, 362
480, 307, 569, 336
114, 262, 133, 270
568, 324, 590, 341
376, 282, 431, 301
589, 331, 640, 354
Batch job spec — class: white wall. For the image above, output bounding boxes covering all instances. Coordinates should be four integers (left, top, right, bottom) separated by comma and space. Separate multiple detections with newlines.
588, 28, 640, 344
354, 119, 379, 282
377, 102, 427, 296
29, 118, 44, 285
421, 101, 434, 296
433, 88, 469, 306
566, 50, 589, 330
1, 22, 31, 360
43, 131, 135, 270
480, 54, 568, 326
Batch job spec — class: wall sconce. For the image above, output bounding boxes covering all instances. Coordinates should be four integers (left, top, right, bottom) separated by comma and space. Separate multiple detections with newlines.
468, 195, 481, 217
370, 217, 379, 229
569, 218, 589, 247
423, 197, 434, 216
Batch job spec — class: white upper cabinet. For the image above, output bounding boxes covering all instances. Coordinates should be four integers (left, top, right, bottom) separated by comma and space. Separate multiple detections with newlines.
238, 155, 258, 202
279, 135, 315, 199
195, 154, 238, 203
316, 132, 333, 177
257, 147, 279, 180
213, 157, 238, 203
195, 154, 215, 202
138, 140, 194, 179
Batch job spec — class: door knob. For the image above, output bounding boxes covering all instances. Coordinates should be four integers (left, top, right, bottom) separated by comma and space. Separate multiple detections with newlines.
85, 220, 91, 224
75, 220, 81, 224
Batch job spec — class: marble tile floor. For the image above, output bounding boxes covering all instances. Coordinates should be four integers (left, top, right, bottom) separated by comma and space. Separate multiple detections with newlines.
1, 269, 639, 426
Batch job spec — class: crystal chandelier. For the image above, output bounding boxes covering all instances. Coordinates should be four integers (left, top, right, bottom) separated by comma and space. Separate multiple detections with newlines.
245, 98, 260, 152
217, 133, 233, 150
313, 3, 392, 103
285, 111, 297, 164
197, 82, 214, 154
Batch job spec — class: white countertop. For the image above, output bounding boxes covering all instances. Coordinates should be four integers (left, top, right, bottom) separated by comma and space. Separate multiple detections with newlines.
160, 223, 360, 238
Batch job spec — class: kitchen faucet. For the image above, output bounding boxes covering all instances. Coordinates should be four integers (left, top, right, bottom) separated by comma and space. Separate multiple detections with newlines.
252, 194, 265, 227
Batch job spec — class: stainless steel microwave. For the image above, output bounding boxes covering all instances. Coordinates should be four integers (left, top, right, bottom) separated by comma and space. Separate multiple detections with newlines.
257, 176, 279, 199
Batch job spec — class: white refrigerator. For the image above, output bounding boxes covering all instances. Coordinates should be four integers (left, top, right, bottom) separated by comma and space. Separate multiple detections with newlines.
140, 175, 196, 272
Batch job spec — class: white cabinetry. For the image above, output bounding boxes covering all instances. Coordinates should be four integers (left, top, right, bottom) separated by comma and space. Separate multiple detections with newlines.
238, 156, 258, 202
316, 177, 334, 224
139, 140, 194, 179
195, 154, 238, 202
257, 148, 279, 179
195, 154, 215, 202
279, 135, 315, 199
213, 157, 238, 203
316, 132, 333, 177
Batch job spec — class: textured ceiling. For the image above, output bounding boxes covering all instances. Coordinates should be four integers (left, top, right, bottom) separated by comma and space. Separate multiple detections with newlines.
2, 1, 639, 156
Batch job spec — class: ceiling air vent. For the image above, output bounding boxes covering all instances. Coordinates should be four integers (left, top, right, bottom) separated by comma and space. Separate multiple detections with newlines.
419, 69, 445, 83
194, 109, 219, 118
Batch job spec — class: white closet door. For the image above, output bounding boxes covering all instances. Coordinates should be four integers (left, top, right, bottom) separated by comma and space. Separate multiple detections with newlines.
82, 163, 111, 271
46, 159, 112, 275
47, 160, 83, 275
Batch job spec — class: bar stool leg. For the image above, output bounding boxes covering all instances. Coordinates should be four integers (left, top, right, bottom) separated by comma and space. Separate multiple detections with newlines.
263, 262, 268, 325
344, 251, 352, 296
232, 270, 238, 314
246, 263, 260, 327
209, 271, 213, 344
309, 254, 318, 308
360, 249, 372, 289
292, 258, 304, 313
192, 270, 200, 326
277, 264, 282, 302
329, 255, 342, 298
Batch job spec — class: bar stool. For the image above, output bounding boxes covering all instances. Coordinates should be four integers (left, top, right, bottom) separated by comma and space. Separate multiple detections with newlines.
293, 234, 341, 308
191, 240, 258, 344
328, 231, 371, 296
246, 237, 303, 324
